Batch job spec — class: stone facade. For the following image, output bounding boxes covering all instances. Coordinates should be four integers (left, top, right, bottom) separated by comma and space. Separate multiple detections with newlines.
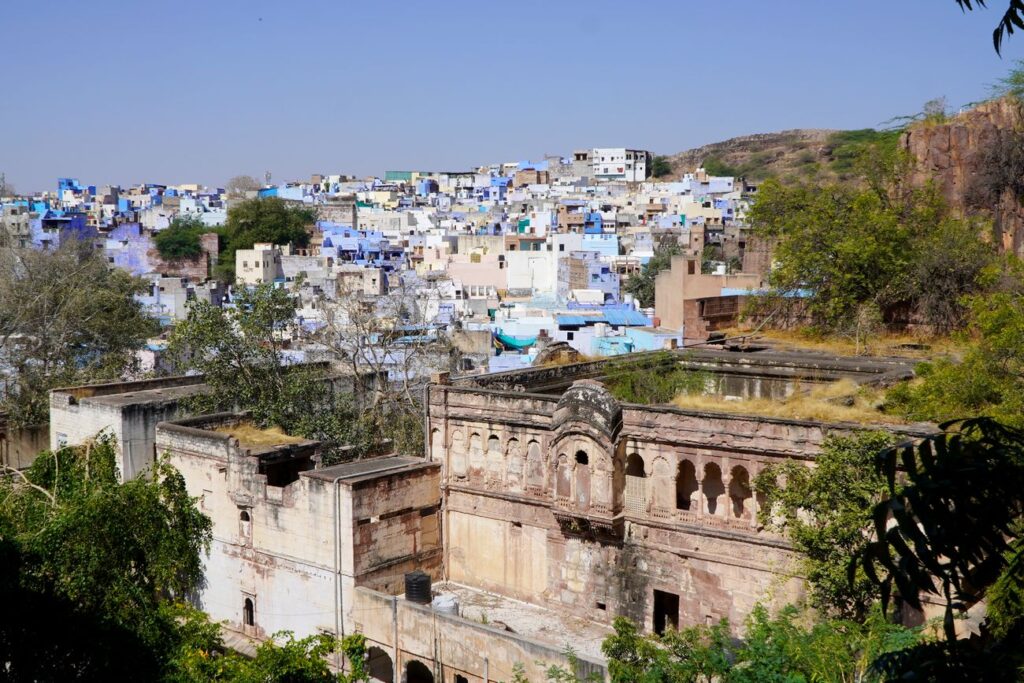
427, 350, 930, 634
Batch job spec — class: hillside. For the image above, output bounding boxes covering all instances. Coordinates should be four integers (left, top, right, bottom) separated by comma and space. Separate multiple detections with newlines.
665, 128, 900, 184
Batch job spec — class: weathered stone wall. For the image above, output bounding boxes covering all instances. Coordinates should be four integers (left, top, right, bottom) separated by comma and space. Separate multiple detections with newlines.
428, 379, 932, 633
0, 422, 49, 470
161, 419, 443, 646
352, 587, 607, 683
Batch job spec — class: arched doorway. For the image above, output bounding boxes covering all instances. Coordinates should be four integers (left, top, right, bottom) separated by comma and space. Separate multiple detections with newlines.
366, 646, 393, 683
405, 659, 434, 683
703, 463, 724, 516
676, 460, 698, 511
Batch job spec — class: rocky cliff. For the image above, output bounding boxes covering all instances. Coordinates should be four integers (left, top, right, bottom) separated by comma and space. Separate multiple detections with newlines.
901, 97, 1024, 255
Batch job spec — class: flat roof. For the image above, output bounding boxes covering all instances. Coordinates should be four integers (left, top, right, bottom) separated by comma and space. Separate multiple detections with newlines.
303, 455, 434, 482
83, 383, 207, 408
432, 582, 612, 660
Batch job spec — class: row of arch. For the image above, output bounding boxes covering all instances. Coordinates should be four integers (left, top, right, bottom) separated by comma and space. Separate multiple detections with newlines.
436, 427, 763, 525
625, 453, 760, 522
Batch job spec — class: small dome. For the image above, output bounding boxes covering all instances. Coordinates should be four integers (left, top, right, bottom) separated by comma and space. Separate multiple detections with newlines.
553, 379, 622, 440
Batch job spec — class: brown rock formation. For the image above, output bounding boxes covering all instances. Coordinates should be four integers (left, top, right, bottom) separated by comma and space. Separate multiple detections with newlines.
901, 97, 1024, 255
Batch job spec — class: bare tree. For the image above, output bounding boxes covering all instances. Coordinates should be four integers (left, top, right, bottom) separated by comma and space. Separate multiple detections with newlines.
225, 174, 261, 198
311, 276, 462, 456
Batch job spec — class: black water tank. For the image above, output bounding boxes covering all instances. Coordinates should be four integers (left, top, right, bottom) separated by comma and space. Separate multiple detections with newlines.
405, 570, 432, 604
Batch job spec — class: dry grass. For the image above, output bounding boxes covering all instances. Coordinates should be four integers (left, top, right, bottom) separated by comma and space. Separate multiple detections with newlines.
671, 378, 905, 425
214, 422, 305, 447
720, 328, 965, 359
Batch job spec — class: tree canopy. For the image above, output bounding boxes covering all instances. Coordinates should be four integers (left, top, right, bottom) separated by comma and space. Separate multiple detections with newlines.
154, 214, 211, 261
0, 239, 158, 426
749, 176, 994, 335
216, 197, 315, 281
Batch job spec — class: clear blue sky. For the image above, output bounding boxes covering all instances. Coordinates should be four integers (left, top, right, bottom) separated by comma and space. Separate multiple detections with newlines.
0, 0, 1017, 192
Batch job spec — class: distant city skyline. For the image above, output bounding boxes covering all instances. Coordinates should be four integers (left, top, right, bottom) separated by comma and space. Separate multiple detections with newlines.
1, 0, 1017, 193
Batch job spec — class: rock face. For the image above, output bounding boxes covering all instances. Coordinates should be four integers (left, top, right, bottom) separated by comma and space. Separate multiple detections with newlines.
901, 97, 1024, 255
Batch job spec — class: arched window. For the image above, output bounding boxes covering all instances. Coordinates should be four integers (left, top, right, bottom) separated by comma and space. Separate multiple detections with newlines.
243, 597, 254, 627
703, 463, 724, 516
469, 433, 483, 472
450, 431, 467, 478
729, 466, 753, 520
676, 460, 699, 511
624, 453, 647, 515
626, 453, 645, 478
526, 440, 544, 489
574, 450, 591, 507
239, 510, 250, 522
487, 435, 503, 480
506, 438, 522, 489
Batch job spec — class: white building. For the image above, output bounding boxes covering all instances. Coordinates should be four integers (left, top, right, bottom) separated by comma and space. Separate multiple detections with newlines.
591, 148, 650, 182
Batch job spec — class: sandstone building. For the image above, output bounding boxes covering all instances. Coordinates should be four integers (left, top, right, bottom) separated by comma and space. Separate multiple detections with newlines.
143, 348, 928, 682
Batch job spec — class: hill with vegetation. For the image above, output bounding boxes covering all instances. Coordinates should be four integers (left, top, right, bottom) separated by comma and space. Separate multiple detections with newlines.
664, 128, 902, 184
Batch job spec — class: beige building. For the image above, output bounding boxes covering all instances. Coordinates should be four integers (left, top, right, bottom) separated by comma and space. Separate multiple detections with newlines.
425, 349, 927, 636
162, 413, 604, 683
236, 243, 286, 285
654, 254, 765, 335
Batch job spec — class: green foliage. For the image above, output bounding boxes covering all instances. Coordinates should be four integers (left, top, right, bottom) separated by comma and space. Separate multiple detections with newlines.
756, 431, 896, 618
989, 58, 1024, 102
884, 288, 1024, 426
603, 352, 709, 405
0, 435, 212, 679
217, 197, 315, 281
750, 175, 994, 334
826, 128, 901, 176
0, 239, 158, 426
588, 607, 921, 683
956, 0, 1024, 54
169, 284, 367, 463
650, 155, 673, 178
624, 244, 681, 308
166, 604, 370, 682
155, 215, 209, 261
702, 157, 739, 178
855, 417, 1024, 678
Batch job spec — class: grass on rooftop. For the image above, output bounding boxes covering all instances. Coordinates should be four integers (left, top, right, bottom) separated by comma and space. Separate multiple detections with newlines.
671, 379, 906, 425
214, 422, 306, 447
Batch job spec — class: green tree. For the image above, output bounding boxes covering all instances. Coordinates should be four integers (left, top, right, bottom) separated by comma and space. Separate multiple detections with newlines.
624, 244, 682, 308
168, 283, 366, 463
884, 286, 1024, 427
0, 239, 158, 426
649, 156, 673, 178
0, 435, 212, 679
755, 431, 896, 618
855, 418, 1024, 679
586, 607, 920, 683
218, 197, 315, 281
750, 177, 992, 335
154, 215, 212, 261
